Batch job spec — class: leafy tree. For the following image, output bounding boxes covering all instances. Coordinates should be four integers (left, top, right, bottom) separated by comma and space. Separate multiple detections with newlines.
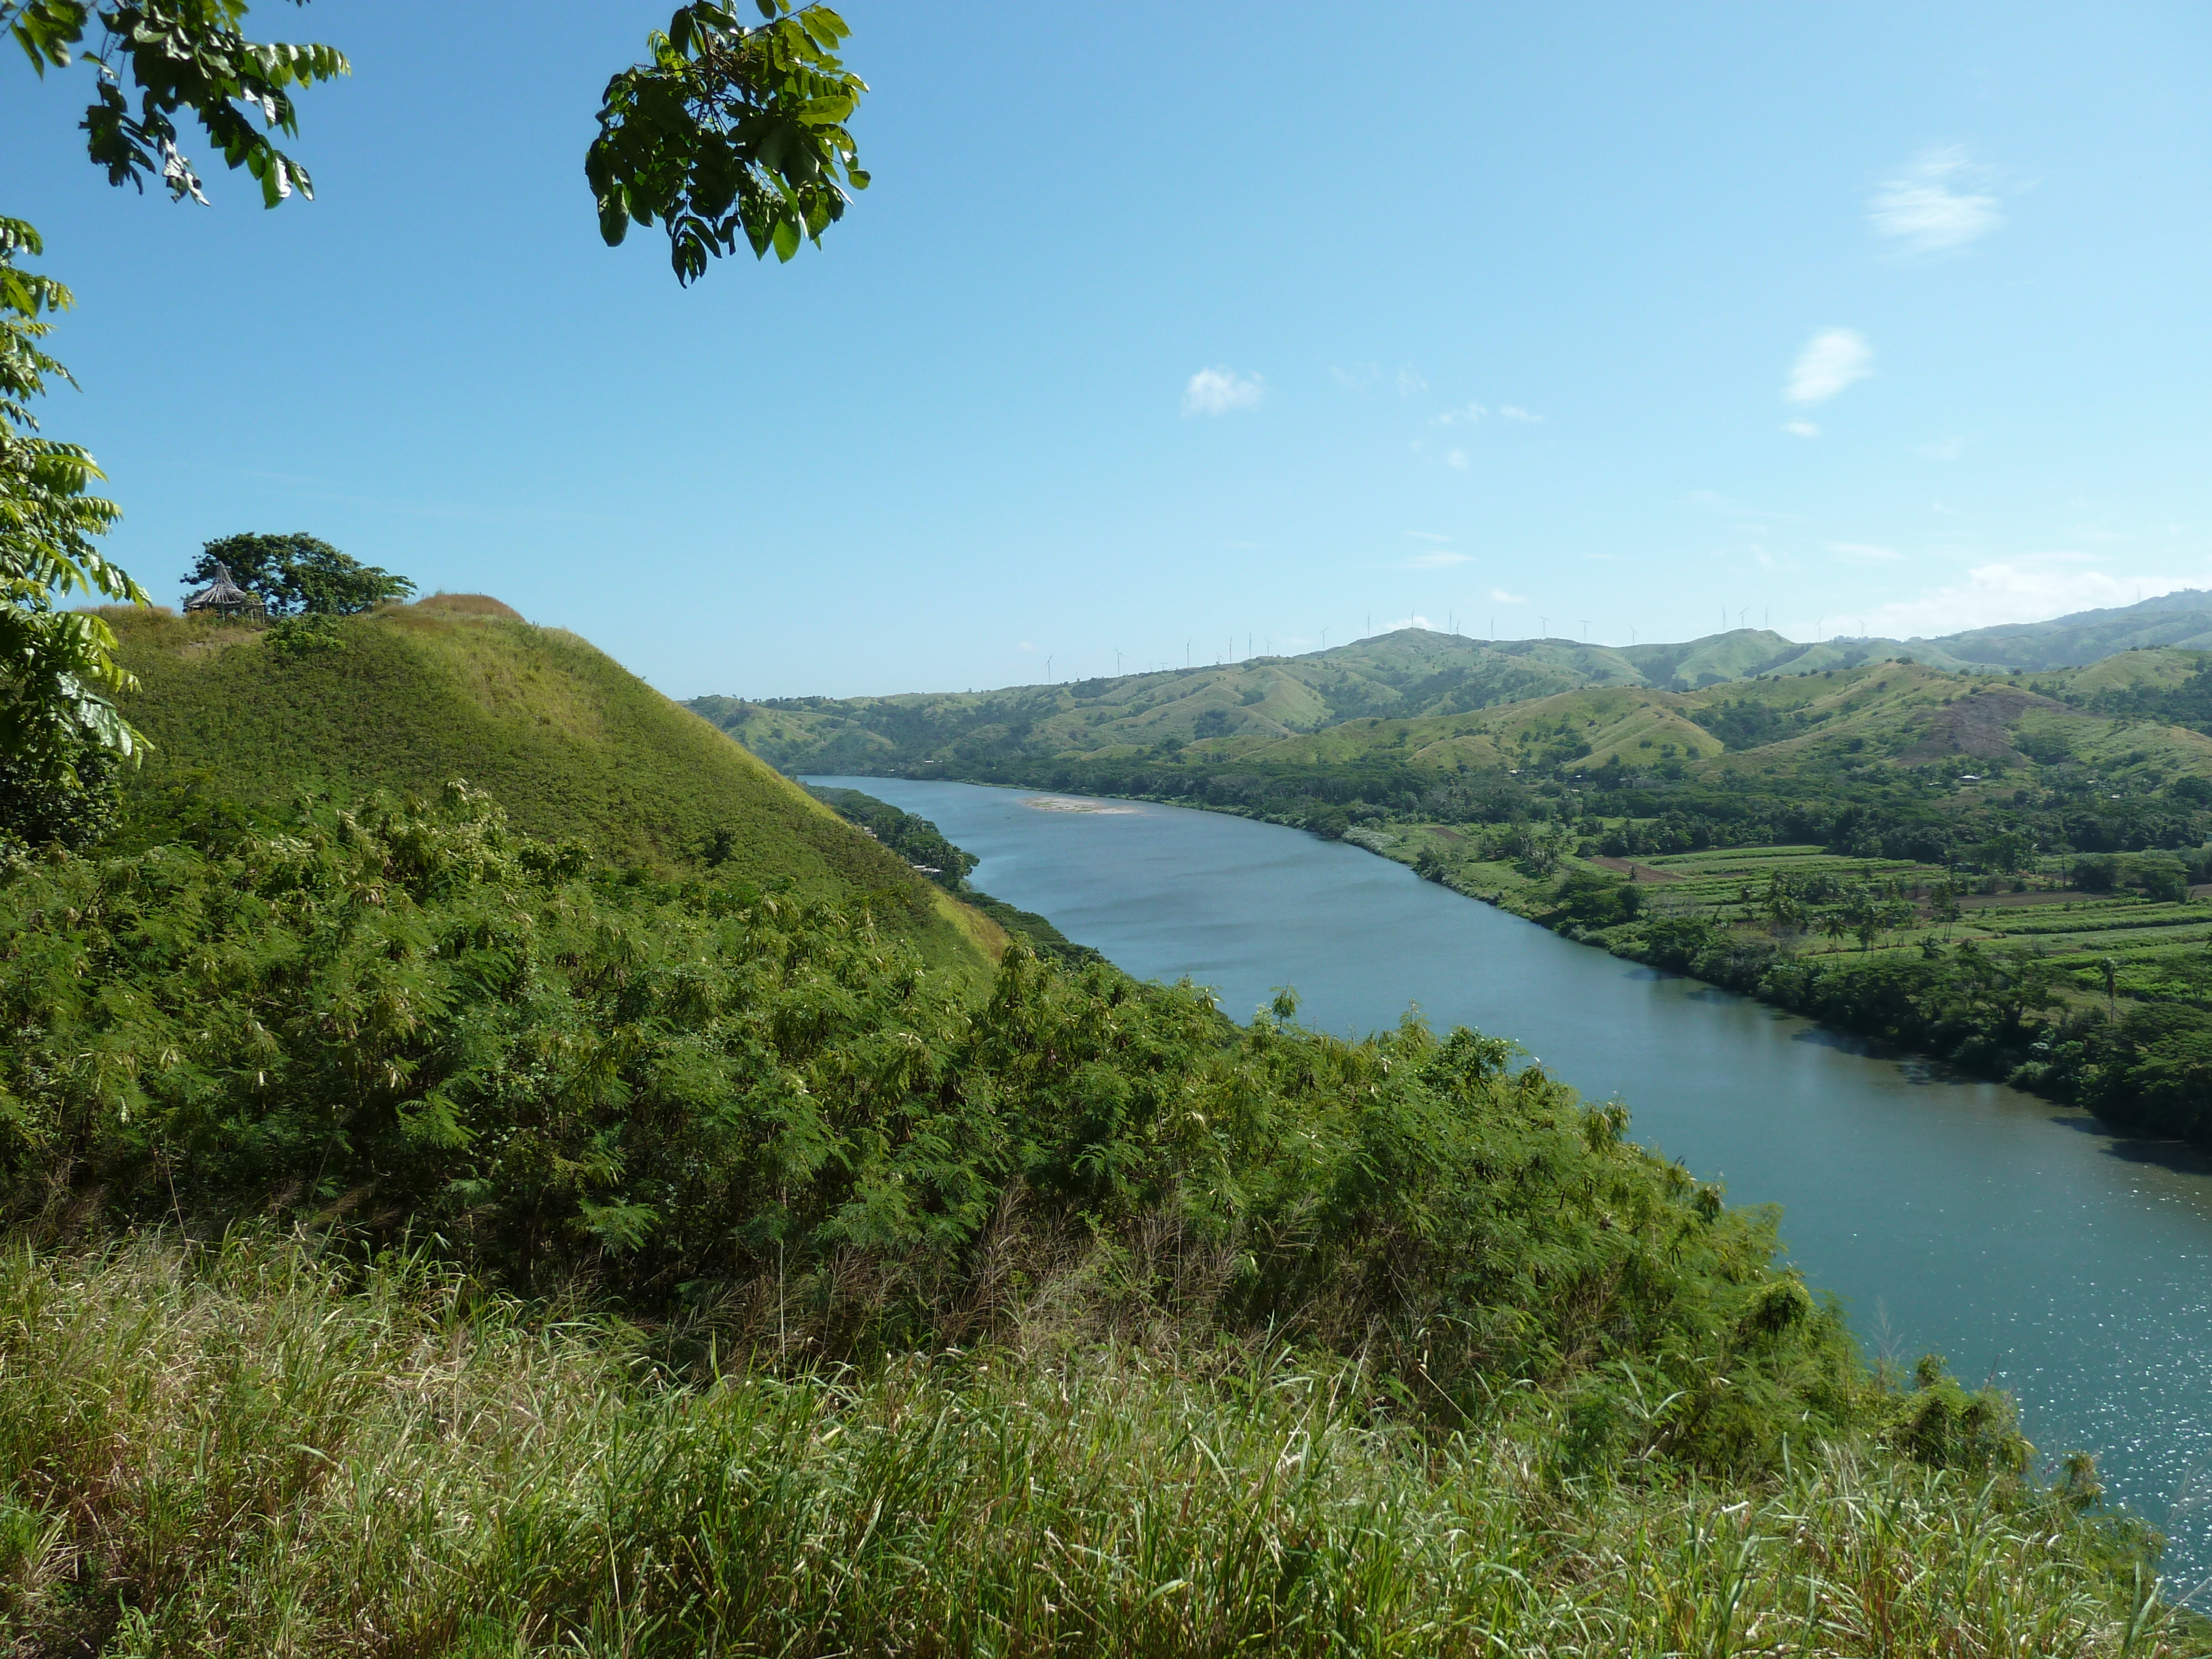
0, 218, 146, 778
185, 531, 413, 616
4, 1, 349, 206
587, 2, 870, 284
0, 732, 119, 847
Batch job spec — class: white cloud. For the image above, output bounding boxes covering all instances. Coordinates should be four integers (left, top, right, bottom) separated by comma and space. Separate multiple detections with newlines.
1018, 640, 1038, 652
1783, 420, 1819, 439
1871, 561, 2203, 637
1446, 448, 1468, 470
1489, 587, 1527, 603
1869, 147, 2002, 255
1433, 403, 1488, 426
1331, 362, 1381, 393
1916, 435, 1966, 461
1404, 529, 1454, 542
1385, 614, 1437, 630
1398, 550, 1472, 569
1499, 405, 1543, 422
1396, 366, 1428, 397
1830, 541, 1903, 562
1786, 329, 1872, 405
1182, 366, 1265, 416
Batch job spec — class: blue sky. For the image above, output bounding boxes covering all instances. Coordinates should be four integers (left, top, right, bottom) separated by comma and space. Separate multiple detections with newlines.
8, 1, 2210, 697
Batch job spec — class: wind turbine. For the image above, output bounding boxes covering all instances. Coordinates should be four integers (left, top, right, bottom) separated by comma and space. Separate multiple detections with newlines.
1580, 619, 1590, 642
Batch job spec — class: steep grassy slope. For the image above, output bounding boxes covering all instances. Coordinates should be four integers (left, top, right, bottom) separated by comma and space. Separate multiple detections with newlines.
103, 596, 1005, 977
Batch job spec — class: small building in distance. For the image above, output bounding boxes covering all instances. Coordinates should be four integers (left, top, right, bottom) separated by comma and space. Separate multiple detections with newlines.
181, 562, 264, 619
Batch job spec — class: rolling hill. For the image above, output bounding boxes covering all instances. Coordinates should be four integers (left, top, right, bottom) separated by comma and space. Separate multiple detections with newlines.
103, 594, 1007, 979
689, 591, 2212, 786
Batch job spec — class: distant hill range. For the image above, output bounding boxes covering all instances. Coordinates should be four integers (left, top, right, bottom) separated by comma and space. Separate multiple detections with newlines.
689, 591, 2212, 776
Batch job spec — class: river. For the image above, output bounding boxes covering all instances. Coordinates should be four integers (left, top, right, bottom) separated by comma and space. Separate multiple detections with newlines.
812, 775, 2212, 1585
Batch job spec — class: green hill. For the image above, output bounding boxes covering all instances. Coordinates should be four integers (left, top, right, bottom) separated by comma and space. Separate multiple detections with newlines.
691, 596, 2212, 779
104, 594, 1007, 979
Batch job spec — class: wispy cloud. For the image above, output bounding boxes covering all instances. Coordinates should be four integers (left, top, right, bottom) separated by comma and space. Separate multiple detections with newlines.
1872, 560, 2205, 637
1916, 435, 1966, 460
1830, 541, 1903, 562
1432, 403, 1487, 426
1489, 587, 1527, 603
1869, 146, 2002, 256
1499, 405, 1543, 423
1331, 362, 1381, 394
1385, 614, 1437, 630
1396, 366, 1428, 398
1446, 448, 1468, 470
1787, 329, 1872, 405
1182, 366, 1265, 416
1783, 419, 1819, 439
1398, 550, 1472, 569
1404, 529, 1454, 542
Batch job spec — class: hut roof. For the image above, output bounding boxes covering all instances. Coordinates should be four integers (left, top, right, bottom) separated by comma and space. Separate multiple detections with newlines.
181, 562, 262, 613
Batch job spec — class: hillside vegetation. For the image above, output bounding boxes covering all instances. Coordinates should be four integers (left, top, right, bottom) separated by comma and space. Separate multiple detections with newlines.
688, 608, 2212, 1146
102, 594, 1004, 977
692, 590, 2212, 773
0, 776, 2189, 1651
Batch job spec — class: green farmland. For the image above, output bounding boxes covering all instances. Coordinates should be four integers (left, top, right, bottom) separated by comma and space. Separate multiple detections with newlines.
1371, 825, 2212, 1142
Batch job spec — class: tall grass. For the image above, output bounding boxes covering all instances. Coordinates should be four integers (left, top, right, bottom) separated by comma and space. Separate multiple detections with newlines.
0, 1234, 2190, 1657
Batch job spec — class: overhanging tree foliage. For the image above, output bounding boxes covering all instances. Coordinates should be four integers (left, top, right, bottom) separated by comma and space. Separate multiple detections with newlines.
5, 0, 349, 206
587, 2, 870, 283
0, 217, 145, 779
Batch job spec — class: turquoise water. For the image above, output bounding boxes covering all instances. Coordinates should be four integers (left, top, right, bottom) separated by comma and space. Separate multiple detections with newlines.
813, 775, 2212, 1587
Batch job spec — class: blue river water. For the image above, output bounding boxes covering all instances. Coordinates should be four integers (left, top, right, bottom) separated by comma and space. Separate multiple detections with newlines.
812, 775, 2212, 1588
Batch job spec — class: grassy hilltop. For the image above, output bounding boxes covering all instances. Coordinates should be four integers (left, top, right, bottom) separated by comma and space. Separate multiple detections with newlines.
103, 593, 1005, 978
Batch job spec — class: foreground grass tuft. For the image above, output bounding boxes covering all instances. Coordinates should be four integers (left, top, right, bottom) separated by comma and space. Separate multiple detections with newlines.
0, 1235, 2191, 1657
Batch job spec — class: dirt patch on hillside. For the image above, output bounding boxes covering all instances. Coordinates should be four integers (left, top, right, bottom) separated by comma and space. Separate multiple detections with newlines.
1590, 855, 1684, 883
1897, 687, 2066, 765
1957, 889, 2084, 910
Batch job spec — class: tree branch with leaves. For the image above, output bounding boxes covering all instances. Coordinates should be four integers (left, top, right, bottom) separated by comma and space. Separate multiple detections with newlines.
587, 2, 870, 284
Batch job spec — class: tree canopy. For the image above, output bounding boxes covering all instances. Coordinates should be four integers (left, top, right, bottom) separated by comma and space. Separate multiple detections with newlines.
186, 531, 413, 616
0, 217, 145, 778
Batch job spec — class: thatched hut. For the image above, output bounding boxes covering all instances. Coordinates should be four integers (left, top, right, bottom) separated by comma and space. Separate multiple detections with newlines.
181, 562, 264, 619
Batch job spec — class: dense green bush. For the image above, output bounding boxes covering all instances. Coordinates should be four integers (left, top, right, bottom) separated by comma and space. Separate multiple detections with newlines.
0, 783, 2011, 1476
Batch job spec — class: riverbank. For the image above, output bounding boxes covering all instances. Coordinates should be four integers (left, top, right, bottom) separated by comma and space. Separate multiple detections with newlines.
822, 769, 2212, 1150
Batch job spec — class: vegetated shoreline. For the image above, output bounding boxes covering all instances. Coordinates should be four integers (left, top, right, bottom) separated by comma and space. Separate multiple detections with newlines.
16, 778, 2198, 1647
804, 768, 2212, 1152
